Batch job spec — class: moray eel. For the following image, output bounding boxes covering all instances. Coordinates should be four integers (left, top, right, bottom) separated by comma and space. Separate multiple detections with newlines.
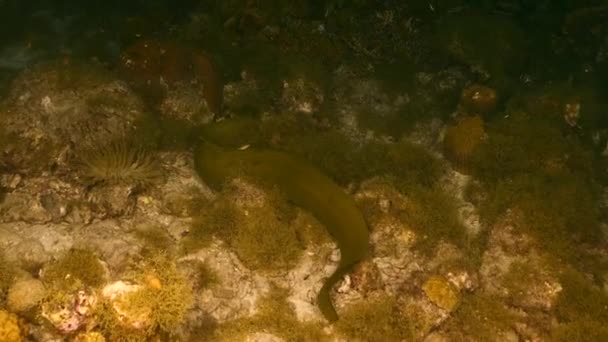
193, 140, 369, 321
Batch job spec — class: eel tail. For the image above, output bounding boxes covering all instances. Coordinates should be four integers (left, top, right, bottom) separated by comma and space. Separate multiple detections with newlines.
317, 260, 359, 322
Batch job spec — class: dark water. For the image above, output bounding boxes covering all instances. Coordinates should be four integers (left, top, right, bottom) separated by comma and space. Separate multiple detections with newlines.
1, 0, 608, 341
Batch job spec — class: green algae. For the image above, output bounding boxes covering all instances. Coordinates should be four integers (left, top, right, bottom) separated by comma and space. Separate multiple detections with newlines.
358, 176, 468, 257
336, 294, 413, 341
261, 115, 446, 187
192, 260, 218, 290
232, 204, 303, 271
553, 320, 608, 342
43, 248, 106, 288
134, 226, 175, 256
182, 184, 310, 272
193, 140, 369, 321
402, 185, 468, 254
442, 293, 518, 340
0, 254, 16, 308
469, 112, 604, 273
95, 254, 194, 341
554, 269, 608, 330
212, 286, 326, 341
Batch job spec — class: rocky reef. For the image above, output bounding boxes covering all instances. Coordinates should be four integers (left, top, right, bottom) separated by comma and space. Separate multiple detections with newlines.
1, 1, 608, 341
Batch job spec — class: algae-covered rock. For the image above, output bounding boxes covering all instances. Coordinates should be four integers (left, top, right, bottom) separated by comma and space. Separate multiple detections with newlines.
460, 84, 497, 114
0, 310, 23, 342
511, 82, 608, 130
422, 276, 460, 312
1, 61, 146, 176
97, 255, 193, 339
336, 294, 413, 341
443, 115, 485, 172
7, 278, 46, 313
74, 331, 106, 342
436, 10, 525, 91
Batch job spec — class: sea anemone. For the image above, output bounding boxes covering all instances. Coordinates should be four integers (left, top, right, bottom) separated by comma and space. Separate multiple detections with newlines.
77, 138, 163, 186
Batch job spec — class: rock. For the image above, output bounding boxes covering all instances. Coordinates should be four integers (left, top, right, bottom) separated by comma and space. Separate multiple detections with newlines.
422, 276, 460, 312
0, 309, 23, 342
160, 83, 215, 126
7, 278, 46, 312
460, 84, 497, 114
443, 115, 485, 172
479, 211, 562, 312
435, 9, 525, 91
118, 39, 223, 115
1, 61, 145, 176
5, 239, 49, 272
280, 77, 325, 115
42, 288, 97, 334
86, 184, 137, 218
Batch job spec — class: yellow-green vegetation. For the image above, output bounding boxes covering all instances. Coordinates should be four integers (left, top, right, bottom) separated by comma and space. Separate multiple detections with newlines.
193, 260, 218, 290
96, 254, 194, 341
43, 248, 106, 288
0, 309, 23, 342
443, 115, 485, 172
232, 205, 302, 271
94, 300, 150, 342
41, 279, 88, 327
257, 115, 447, 187
355, 176, 469, 259
400, 186, 467, 255
74, 331, 106, 342
0, 254, 17, 308
336, 294, 413, 341
77, 137, 163, 187
213, 286, 326, 341
134, 226, 175, 257
552, 320, 608, 342
442, 293, 518, 340
501, 259, 546, 308
422, 276, 460, 312
469, 112, 603, 272
183, 185, 313, 272
552, 268, 608, 341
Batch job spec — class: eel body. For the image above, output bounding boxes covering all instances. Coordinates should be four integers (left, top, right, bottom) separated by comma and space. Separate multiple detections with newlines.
193, 140, 369, 321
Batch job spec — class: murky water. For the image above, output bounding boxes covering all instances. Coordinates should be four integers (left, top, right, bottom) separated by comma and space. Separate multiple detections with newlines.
1, 1, 608, 341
